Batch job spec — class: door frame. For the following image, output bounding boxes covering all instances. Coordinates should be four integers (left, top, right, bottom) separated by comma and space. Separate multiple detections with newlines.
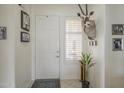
34, 15, 61, 80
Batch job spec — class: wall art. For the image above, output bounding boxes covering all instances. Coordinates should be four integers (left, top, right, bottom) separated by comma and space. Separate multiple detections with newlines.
0, 27, 7, 40
112, 38, 123, 51
112, 24, 124, 35
77, 4, 96, 40
21, 10, 30, 31
89, 40, 97, 46
21, 32, 30, 42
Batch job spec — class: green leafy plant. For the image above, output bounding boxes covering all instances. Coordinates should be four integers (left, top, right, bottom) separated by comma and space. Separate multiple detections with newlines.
80, 53, 95, 81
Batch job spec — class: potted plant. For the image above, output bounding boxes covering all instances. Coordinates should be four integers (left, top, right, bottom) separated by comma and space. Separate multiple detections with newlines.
79, 53, 95, 88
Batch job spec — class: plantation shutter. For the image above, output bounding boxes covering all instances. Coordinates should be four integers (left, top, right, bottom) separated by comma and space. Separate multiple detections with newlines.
65, 18, 82, 60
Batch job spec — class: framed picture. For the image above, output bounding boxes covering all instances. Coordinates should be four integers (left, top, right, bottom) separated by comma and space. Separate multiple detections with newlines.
112, 38, 123, 51
94, 40, 97, 46
89, 41, 94, 46
112, 24, 124, 35
92, 41, 94, 46
0, 27, 7, 40
89, 40, 97, 46
21, 10, 30, 31
21, 32, 30, 42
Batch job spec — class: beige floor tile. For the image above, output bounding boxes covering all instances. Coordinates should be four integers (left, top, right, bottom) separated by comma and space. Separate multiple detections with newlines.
60, 79, 82, 88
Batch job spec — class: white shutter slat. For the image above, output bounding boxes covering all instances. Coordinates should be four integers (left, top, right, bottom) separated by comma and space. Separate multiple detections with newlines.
65, 19, 82, 60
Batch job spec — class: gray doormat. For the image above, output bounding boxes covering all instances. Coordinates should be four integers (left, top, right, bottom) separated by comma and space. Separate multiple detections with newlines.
31, 79, 60, 88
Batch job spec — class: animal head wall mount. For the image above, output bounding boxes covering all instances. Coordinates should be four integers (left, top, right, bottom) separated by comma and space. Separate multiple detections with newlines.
77, 4, 96, 40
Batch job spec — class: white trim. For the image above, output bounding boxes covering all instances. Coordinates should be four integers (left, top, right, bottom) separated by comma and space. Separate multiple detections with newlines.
0, 83, 10, 88
27, 80, 34, 88
59, 16, 65, 80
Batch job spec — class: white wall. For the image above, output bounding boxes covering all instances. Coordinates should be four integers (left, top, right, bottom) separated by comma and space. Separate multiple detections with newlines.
31, 4, 88, 80
0, 4, 32, 88
105, 4, 124, 88
14, 4, 32, 88
87, 4, 106, 88
0, 5, 16, 88
87, 4, 124, 88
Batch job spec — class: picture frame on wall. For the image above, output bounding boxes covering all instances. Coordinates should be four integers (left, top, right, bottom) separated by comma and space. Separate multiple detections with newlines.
112, 38, 123, 51
0, 27, 7, 40
21, 10, 30, 31
89, 40, 97, 46
112, 24, 124, 35
21, 32, 30, 42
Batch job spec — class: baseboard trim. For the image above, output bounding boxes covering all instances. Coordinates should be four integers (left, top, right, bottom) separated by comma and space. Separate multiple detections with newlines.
27, 80, 34, 88
0, 83, 10, 88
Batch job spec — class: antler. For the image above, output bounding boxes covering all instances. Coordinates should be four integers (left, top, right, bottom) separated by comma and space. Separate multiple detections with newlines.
78, 4, 86, 16
86, 4, 88, 15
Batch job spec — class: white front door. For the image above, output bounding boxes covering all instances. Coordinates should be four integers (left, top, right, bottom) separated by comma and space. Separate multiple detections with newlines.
36, 16, 60, 79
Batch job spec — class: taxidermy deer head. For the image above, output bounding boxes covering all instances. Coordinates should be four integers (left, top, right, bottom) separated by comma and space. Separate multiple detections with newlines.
77, 4, 96, 40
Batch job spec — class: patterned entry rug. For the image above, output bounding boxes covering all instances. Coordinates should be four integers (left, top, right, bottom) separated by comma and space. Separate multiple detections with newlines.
31, 79, 60, 88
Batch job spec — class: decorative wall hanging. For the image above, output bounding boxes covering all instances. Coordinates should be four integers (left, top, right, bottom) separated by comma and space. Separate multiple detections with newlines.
112, 38, 123, 51
21, 10, 30, 31
21, 32, 30, 42
112, 24, 124, 35
0, 27, 7, 40
89, 40, 97, 46
77, 4, 96, 40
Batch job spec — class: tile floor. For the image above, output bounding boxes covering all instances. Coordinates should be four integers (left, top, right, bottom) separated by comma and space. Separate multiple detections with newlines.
60, 79, 82, 88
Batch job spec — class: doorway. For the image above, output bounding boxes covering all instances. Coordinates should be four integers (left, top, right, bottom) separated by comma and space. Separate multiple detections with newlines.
35, 15, 60, 79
